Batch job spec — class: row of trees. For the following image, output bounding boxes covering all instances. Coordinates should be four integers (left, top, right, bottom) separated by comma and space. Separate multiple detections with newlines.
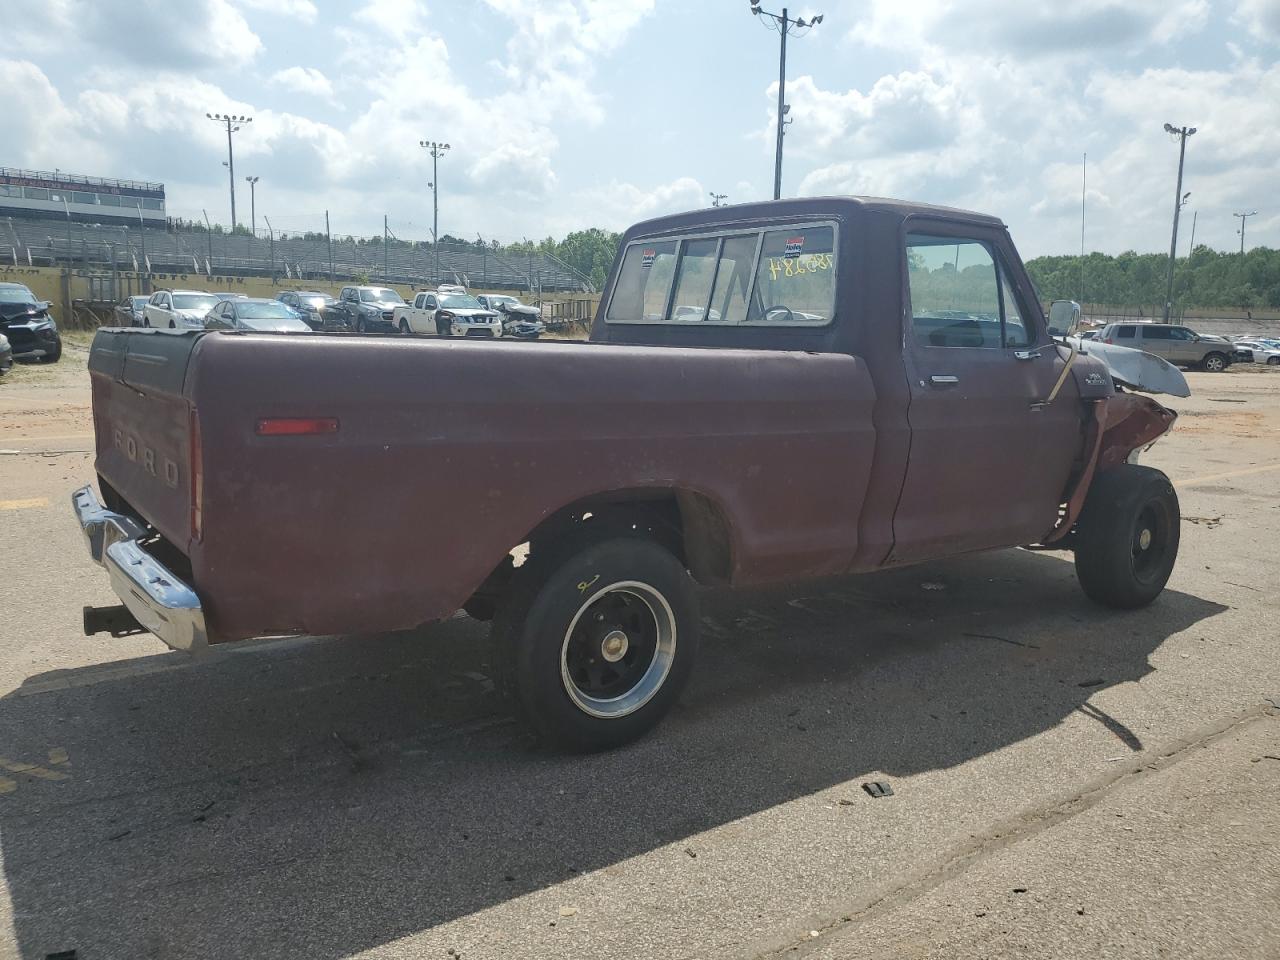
1025, 246, 1280, 310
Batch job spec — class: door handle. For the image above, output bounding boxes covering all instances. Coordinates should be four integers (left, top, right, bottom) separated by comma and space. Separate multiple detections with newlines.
1014, 350, 1041, 360
929, 375, 959, 385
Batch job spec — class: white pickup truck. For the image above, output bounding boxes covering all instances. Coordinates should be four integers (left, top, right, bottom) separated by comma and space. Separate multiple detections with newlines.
392, 288, 503, 338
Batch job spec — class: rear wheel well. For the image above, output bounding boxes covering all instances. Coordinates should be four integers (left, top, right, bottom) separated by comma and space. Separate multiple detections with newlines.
461, 489, 733, 621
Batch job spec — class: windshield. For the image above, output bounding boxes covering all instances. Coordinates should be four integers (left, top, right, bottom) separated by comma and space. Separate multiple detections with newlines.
173, 294, 219, 311
360, 288, 404, 303
442, 294, 484, 310
0, 286, 36, 304
239, 301, 298, 320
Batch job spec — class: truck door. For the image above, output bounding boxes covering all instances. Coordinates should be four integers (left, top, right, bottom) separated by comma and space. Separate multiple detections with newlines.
890, 227, 1083, 563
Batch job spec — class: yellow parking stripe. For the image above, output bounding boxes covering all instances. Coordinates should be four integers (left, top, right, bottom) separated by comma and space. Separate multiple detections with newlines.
0, 498, 49, 511
1176, 463, 1280, 488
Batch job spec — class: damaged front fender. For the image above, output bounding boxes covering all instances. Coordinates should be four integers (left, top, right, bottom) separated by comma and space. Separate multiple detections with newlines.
1042, 392, 1177, 544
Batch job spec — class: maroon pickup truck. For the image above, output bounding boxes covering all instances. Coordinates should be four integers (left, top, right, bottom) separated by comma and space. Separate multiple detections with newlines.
74, 196, 1181, 750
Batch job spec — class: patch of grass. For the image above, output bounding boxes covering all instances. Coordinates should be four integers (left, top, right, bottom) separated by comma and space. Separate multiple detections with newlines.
61, 330, 97, 350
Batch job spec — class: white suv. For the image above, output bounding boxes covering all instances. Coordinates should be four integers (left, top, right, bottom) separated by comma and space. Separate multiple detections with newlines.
144, 290, 220, 329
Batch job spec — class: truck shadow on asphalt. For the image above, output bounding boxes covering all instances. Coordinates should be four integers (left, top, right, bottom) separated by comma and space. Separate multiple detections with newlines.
1, 548, 1225, 959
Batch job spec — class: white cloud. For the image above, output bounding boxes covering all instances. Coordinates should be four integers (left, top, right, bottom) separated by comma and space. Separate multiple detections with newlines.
1235, 0, 1280, 41
270, 66, 334, 98
236, 0, 318, 22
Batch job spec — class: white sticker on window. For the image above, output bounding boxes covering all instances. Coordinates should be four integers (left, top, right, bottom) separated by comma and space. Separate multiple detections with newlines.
784, 236, 805, 259
641, 248, 657, 268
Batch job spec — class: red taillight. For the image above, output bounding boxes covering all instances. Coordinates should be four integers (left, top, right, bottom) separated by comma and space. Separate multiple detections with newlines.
255, 417, 340, 436
190, 407, 204, 542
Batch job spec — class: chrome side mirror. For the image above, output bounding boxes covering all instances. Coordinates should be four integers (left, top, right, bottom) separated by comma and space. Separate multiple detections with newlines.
1047, 299, 1082, 339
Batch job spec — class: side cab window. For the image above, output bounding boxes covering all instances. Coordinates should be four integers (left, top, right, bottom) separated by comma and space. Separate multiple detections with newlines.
415, 293, 427, 309
425, 295, 438, 309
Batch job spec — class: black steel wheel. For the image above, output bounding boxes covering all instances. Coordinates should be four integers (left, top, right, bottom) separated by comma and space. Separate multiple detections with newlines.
491, 535, 698, 751
1074, 464, 1180, 609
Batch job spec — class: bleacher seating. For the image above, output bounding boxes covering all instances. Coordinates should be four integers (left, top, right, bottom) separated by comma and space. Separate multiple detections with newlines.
1, 213, 592, 292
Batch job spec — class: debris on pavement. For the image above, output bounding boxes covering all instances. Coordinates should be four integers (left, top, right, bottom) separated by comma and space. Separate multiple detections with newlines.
863, 781, 894, 798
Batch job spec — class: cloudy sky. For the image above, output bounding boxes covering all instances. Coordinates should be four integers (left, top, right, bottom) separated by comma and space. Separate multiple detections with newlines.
4, 0, 1278, 256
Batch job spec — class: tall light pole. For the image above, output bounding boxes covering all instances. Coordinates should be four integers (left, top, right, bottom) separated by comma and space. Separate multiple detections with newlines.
1161, 123, 1196, 323
245, 176, 259, 236
419, 139, 450, 284
749, 1, 823, 200
710, 192, 728, 207
1234, 210, 1258, 254
206, 112, 253, 228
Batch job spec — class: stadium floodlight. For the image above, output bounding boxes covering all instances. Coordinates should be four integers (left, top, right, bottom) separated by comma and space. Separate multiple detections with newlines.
206, 111, 254, 228
747, 4, 825, 200
419, 140, 452, 284
245, 176, 260, 236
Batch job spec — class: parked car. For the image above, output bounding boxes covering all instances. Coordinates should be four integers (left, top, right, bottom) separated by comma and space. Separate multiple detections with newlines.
143, 290, 220, 329
204, 298, 313, 333
333, 285, 406, 333
392, 289, 502, 336
74, 196, 1186, 752
476, 294, 546, 339
1232, 339, 1280, 365
276, 291, 346, 331
0, 282, 61, 362
114, 295, 151, 327
0, 333, 11, 375
1096, 322, 1233, 371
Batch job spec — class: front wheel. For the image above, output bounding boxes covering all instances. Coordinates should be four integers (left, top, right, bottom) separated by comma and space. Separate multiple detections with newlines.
1201, 352, 1228, 372
355, 317, 367, 334
1268, 356, 1280, 366
492, 537, 699, 751
1074, 464, 1180, 609
399, 319, 410, 335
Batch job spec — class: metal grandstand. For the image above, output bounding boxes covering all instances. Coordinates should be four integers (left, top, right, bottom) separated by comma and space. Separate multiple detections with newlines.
1, 213, 595, 293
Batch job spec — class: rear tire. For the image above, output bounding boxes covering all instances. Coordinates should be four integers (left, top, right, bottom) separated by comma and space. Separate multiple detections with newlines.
491, 536, 699, 752
1201, 352, 1227, 372
1074, 465, 1180, 609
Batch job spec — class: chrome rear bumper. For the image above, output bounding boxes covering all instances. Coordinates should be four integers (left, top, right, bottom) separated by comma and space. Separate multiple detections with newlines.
72, 485, 208, 653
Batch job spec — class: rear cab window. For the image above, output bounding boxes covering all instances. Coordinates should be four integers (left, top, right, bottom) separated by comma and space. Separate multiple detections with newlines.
606, 222, 836, 326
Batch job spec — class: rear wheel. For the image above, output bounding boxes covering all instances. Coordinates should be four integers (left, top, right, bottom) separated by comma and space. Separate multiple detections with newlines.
1201, 352, 1227, 372
1074, 465, 1180, 609
492, 536, 699, 751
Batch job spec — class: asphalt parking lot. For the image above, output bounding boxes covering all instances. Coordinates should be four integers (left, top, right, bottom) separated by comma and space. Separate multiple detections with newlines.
1, 344, 1278, 960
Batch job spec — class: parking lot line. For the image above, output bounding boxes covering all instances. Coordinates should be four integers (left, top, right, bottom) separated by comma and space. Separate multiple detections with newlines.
1176, 462, 1280, 488
0, 498, 49, 511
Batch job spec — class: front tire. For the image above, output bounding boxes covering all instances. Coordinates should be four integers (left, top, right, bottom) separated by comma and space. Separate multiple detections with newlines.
355, 317, 367, 334
492, 537, 699, 752
1268, 356, 1280, 366
1201, 352, 1228, 372
399, 318, 410, 335
1074, 465, 1180, 609
41, 337, 62, 363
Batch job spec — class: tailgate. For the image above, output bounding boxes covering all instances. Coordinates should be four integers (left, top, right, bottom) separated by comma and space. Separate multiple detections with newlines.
89, 328, 202, 551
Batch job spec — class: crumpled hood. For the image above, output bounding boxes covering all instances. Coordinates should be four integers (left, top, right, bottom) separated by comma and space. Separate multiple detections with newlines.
503, 303, 540, 317
1067, 337, 1191, 398
0, 302, 48, 323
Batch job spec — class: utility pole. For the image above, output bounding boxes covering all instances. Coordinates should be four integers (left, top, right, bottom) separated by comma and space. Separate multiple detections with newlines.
710, 192, 728, 207
325, 209, 333, 282
1080, 152, 1086, 304
1161, 123, 1196, 323
1187, 210, 1197, 258
1234, 210, 1258, 254
206, 112, 252, 228
264, 215, 276, 282
384, 214, 389, 280
245, 176, 259, 235
749, 1, 823, 200
419, 140, 450, 285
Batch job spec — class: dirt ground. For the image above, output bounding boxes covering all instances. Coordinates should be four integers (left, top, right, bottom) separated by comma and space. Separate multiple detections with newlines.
1, 341, 1278, 960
